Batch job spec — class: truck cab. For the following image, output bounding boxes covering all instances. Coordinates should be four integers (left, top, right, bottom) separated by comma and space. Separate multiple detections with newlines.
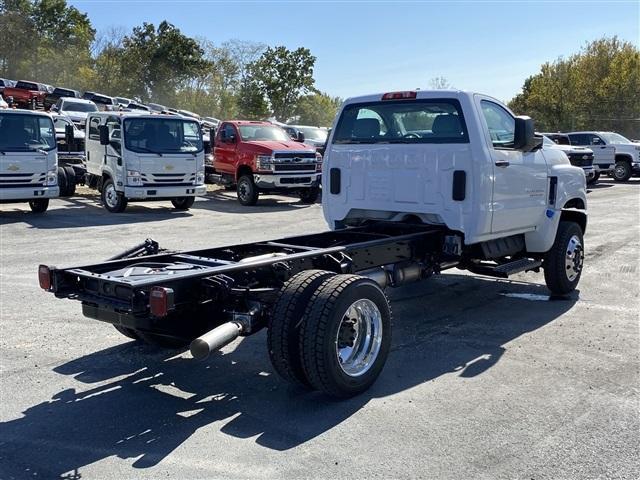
213, 120, 322, 205
324, 90, 586, 255
84, 112, 206, 212
568, 131, 640, 182
0, 110, 59, 212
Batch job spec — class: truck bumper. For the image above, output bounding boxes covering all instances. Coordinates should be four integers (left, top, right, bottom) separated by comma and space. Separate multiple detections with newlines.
631, 162, 640, 174
253, 173, 321, 189
0, 186, 59, 202
582, 166, 595, 180
594, 163, 614, 173
123, 185, 206, 200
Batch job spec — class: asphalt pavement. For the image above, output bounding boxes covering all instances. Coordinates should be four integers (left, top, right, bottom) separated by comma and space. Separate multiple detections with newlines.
0, 181, 638, 479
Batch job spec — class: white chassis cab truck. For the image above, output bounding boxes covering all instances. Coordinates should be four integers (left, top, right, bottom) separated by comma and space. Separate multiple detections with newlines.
0, 110, 59, 212
84, 112, 207, 212
41, 91, 587, 398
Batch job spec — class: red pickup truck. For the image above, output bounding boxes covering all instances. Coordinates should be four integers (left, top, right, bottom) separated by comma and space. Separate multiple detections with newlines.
3, 80, 49, 109
212, 120, 322, 205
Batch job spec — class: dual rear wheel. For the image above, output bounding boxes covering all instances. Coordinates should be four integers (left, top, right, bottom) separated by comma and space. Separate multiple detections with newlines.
268, 270, 392, 398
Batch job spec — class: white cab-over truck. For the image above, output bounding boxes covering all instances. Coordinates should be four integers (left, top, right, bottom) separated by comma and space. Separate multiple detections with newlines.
85, 112, 207, 212
41, 90, 587, 398
0, 110, 59, 212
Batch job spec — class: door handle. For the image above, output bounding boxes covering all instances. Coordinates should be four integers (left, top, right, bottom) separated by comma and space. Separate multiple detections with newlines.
495, 160, 510, 167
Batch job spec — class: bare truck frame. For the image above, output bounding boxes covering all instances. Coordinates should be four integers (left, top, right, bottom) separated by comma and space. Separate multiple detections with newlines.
39, 222, 551, 398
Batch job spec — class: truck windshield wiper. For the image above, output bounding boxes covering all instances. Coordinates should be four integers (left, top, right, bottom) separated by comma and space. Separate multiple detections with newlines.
135, 146, 163, 157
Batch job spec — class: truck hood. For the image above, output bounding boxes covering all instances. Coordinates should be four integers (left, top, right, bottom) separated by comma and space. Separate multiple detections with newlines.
0, 150, 56, 177
245, 140, 316, 154
63, 111, 89, 122
551, 144, 593, 154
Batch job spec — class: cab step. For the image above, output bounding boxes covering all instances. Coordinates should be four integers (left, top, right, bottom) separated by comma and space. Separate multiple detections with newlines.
468, 258, 543, 278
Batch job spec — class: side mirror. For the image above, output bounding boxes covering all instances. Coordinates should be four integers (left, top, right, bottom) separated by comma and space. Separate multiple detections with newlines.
297, 131, 305, 143
513, 116, 542, 152
65, 124, 74, 145
98, 125, 109, 145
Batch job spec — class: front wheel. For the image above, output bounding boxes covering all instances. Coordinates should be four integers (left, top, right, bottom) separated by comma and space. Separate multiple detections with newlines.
101, 179, 128, 213
237, 175, 259, 206
299, 274, 392, 398
29, 199, 49, 213
613, 161, 632, 182
544, 221, 584, 295
298, 186, 320, 204
171, 196, 195, 210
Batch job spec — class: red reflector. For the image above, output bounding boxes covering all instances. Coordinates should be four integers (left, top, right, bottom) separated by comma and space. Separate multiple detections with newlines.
38, 264, 52, 290
381, 91, 417, 100
149, 286, 174, 317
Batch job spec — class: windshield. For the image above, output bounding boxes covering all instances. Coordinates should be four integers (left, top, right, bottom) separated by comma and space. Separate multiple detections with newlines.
542, 136, 555, 146
0, 113, 56, 151
239, 125, 290, 142
124, 118, 203, 153
599, 132, 631, 144
333, 99, 468, 144
297, 127, 327, 141
62, 101, 98, 113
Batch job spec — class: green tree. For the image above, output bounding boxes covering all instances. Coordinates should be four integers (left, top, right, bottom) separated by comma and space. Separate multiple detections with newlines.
509, 36, 640, 137
294, 92, 342, 126
237, 72, 269, 120
118, 21, 211, 104
249, 46, 317, 121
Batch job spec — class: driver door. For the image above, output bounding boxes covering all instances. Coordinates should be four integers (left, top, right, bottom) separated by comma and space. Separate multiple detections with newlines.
213, 123, 238, 175
476, 96, 548, 234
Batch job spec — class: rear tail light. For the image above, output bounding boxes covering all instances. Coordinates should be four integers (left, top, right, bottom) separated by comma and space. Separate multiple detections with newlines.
38, 264, 52, 290
382, 91, 417, 100
149, 286, 174, 317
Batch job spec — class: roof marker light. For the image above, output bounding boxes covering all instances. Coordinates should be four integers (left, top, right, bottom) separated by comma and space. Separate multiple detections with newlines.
382, 91, 417, 100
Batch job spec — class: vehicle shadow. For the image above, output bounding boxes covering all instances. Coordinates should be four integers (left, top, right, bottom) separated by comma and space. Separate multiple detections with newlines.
0, 196, 191, 228
191, 189, 317, 214
0, 273, 578, 478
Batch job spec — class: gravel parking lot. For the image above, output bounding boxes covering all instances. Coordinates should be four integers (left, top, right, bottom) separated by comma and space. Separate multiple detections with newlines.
1, 181, 638, 479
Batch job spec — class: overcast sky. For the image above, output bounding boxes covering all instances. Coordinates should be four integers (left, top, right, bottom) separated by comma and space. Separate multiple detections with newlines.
69, 0, 640, 102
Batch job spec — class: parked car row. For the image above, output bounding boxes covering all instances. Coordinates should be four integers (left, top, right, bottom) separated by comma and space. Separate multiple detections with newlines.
543, 131, 640, 183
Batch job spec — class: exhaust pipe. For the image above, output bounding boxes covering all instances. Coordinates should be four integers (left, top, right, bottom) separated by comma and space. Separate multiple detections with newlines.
190, 321, 243, 360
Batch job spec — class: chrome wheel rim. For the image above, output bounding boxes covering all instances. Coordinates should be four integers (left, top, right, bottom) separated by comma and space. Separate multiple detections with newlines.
335, 299, 383, 377
565, 234, 584, 281
104, 183, 118, 209
614, 164, 626, 179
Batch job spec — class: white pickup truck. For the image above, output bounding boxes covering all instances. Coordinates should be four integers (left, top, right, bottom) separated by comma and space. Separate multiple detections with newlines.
0, 110, 59, 212
41, 90, 588, 398
84, 112, 207, 212
568, 131, 640, 182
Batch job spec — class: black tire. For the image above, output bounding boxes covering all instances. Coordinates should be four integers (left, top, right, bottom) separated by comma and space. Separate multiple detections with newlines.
57, 167, 69, 197
587, 172, 600, 185
171, 196, 195, 210
299, 274, 392, 398
137, 331, 189, 349
237, 175, 259, 206
298, 186, 320, 204
613, 160, 632, 182
28, 199, 49, 213
101, 178, 128, 213
63, 166, 76, 196
544, 221, 584, 295
268, 270, 336, 388
113, 325, 139, 340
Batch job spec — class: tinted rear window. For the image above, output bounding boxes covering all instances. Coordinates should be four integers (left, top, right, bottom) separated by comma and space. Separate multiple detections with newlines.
333, 99, 468, 144
15, 81, 38, 90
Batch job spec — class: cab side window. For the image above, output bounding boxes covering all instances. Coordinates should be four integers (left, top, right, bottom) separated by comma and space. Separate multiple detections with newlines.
88, 117, 100, 140
480, 100, 515, 148
220, 124, 236, 142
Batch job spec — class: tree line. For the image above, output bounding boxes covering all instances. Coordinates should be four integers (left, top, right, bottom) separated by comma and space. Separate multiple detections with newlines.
0, 0, 340, 124
509, 37, 640, 138
2, 2, 638, 135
